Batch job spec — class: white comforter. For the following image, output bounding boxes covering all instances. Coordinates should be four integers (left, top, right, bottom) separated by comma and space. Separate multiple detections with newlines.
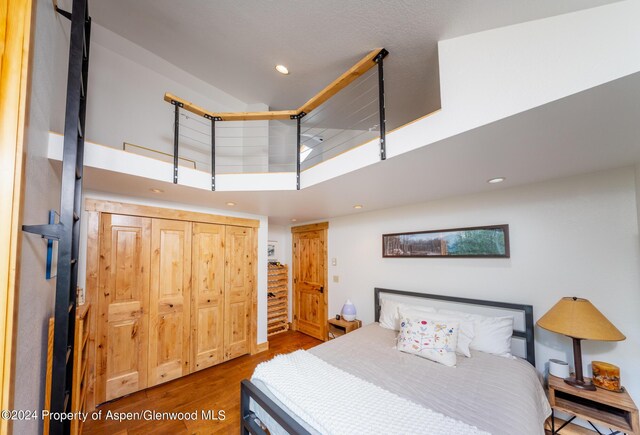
252, 350, 490, 435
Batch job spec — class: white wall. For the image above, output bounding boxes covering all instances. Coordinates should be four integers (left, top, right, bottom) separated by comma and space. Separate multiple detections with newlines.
48, 24, 256, 170
13, 1, 67, 433
325, 167, 640, 399
77, 191, 269, 344
636, 164, 640, 230
267, 224, 293, 319
303, 0, 640, 189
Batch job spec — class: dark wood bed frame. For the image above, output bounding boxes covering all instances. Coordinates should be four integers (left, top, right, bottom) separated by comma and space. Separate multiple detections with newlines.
240, 287, 536, 434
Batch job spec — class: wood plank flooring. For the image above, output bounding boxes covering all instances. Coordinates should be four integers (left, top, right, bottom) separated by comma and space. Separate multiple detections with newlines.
82, 331, 322, 435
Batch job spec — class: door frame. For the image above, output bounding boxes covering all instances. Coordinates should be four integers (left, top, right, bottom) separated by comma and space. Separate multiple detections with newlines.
84, 199, 260, 408
0, 0, 34, 429
291, 222, 329, 341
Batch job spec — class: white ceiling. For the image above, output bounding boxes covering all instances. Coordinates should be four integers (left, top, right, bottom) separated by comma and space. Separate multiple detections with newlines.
88, 0, 619, 130
77, 72, 640, 225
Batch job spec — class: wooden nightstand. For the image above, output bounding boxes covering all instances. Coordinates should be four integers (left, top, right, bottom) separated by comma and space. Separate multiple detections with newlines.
547, 374, 639, 434
327, 318, 362, 340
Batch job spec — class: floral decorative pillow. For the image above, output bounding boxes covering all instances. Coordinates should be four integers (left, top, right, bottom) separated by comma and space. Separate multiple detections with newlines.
397, 315, 459, 367
401, 308, 475, 358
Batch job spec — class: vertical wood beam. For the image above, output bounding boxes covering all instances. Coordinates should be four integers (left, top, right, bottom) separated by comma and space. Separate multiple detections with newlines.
84, 210, 99, 411
0, 0, 33, 431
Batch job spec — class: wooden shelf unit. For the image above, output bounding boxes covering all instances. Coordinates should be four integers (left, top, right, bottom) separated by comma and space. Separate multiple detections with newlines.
548, 374, 639, 435
268, 264, 289, 336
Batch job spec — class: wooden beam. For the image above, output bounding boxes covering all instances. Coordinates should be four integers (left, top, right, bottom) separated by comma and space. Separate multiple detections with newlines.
297, 48, 383, 115
291, 222, 329, 233
85, 199, 261, 228
164, 93, 297, 121
212, 111, 298, 121
84, 211, 99, 411
0, 0, 33, 431
164, 48, 386, 122
164, 93, 208, 117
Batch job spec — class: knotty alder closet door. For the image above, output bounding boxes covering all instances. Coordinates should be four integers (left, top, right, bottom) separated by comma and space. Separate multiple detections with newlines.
191, 223, 225, 371
97, 214, 151, 402
94, 209, 256, 404
224, 226, 254, 360
148, 219, 192, 387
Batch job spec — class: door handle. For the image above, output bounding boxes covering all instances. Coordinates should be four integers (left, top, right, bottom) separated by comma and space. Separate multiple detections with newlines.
319, 286, 324, 293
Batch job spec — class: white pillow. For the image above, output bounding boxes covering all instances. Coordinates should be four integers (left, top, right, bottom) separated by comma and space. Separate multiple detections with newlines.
379, 299, 436, 331
439, 309, 514, 357
397, 313, 459, 367
402, 309, 474, 358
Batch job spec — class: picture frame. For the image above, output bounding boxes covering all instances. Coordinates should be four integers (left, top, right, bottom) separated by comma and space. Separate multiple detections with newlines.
382, 224, 510, 258
267, 240, 279, 261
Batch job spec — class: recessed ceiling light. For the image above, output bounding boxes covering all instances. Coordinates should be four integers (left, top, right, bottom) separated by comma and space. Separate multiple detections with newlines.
275, 64, 289, 75
226, 202, 236, 206
290, 218, 297, 222
150, 188, 164, 193
487, 177, 506, 184
353, 204, 363, 209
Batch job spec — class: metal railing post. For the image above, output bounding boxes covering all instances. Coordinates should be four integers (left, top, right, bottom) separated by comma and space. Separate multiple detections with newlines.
296, 116, 301, 190
171, 100, 182, 183
205, 114, 219, 191
375, 49, 389, 161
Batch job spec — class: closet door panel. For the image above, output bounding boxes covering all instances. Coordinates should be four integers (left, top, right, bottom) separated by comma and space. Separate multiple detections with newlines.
97, 214, 150, 403
224, 226, 254, 360
191, 223, 226, 372
149, 219, 192, 386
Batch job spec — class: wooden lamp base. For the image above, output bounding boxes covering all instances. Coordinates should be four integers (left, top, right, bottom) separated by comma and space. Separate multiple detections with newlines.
565, 337, 597, 391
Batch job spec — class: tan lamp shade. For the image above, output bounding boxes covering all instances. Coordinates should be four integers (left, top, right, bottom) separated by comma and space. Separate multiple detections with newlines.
537, 297, 625, 341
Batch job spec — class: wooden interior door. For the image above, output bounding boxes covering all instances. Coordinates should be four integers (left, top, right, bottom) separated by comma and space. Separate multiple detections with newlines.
292, 223, 328, 341
97, 214, 151, 403
149, 219, 192, 386
224, 226, 254, 360
190, 223, 225, 372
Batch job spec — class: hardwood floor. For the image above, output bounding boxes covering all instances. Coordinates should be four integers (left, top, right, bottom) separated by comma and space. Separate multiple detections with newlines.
544, 417, 598, 434
83, 331, 322, 435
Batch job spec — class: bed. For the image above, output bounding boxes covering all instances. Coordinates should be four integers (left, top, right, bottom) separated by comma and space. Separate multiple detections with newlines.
241, 288, 551, 435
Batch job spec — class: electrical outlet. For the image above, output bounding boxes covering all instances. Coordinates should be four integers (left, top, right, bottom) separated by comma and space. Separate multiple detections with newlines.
333, 275, 339, 283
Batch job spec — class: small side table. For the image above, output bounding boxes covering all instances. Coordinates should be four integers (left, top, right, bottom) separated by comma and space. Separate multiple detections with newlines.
547, 374, 639, 435
327, 318, 361, 340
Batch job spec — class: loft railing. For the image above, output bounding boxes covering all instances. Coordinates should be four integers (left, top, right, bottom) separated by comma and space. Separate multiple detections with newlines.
164, 48, 388, 190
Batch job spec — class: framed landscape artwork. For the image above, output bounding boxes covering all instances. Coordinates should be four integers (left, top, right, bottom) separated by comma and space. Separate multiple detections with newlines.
382, 225, 510, 258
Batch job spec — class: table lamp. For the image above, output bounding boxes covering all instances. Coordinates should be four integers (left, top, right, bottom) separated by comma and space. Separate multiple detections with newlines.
537, 297, 625, 390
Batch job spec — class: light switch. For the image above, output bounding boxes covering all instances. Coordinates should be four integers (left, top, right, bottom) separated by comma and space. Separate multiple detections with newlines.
333, 275, 339, 283
332, 258, 337, 266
